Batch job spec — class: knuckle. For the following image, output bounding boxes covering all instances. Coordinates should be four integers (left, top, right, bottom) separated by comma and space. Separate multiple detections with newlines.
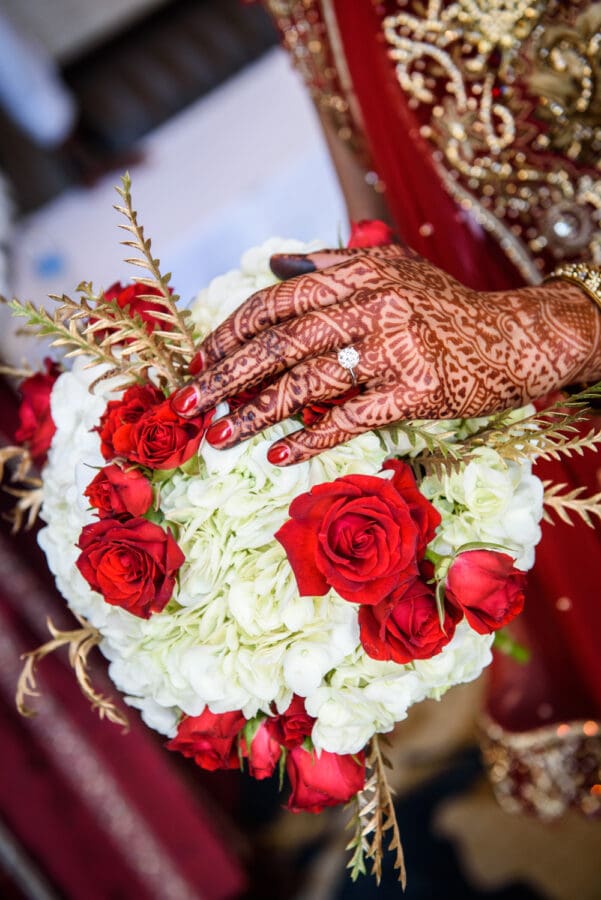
261, 326, 288, 360
330, 403, 363, 431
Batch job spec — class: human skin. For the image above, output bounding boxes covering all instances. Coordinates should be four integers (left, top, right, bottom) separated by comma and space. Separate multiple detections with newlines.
170, 242, 601, 465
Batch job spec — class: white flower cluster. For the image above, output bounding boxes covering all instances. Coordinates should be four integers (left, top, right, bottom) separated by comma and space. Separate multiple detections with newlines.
421, 445, 544, 571
37, 239, 542, 754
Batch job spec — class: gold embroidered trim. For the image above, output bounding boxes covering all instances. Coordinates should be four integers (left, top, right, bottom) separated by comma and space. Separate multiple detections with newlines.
264, 1, 363, 147
381, 1, 601, 281
434, 160, 543, 284
480, 714, 601, 819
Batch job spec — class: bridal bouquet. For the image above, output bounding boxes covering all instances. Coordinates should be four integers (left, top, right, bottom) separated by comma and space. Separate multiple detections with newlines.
6, 179, 601, 885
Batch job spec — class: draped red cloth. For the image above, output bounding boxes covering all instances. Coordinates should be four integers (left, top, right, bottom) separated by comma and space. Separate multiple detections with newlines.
0, 381, 245, 899
331, 0, 601, 727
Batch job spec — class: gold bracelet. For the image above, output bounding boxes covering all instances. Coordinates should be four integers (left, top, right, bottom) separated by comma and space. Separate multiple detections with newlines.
544, 263, 601, 313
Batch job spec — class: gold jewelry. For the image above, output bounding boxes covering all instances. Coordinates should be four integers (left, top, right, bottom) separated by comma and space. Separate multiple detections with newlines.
544, 263, 601, 314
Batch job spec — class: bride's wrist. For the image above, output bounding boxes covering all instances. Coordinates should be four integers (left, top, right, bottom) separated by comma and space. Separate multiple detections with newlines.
535, 277, 601, 385
481, 279, 601, 400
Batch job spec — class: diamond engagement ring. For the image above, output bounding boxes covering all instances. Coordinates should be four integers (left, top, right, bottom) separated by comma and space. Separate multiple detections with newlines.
337, 346, 360, 385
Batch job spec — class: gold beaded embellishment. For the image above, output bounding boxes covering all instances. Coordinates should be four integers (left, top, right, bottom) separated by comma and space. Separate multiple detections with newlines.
267, 2, 601, 283
545, 262, 601, 314
381, 1, 601, 283
480, 714, 601, 819
264, 1, 363, 148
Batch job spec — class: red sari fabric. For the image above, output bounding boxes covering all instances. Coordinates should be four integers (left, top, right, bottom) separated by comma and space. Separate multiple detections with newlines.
0, 381, 245, 899
331, 0, 601, 727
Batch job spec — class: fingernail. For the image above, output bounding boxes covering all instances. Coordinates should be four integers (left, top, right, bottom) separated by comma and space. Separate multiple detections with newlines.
270, 254, 316, 280
206, 418, 233, 446
267, 443, 290, 465
189, 350, 205, 375
170, 384, 201, 417
204, 406, 218, 426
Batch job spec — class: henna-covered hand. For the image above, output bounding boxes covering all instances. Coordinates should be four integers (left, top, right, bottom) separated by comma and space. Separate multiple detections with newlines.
171, 245, 601, 466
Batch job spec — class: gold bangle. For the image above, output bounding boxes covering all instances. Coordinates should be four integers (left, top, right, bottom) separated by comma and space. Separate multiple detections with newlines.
544, 263, 601, 314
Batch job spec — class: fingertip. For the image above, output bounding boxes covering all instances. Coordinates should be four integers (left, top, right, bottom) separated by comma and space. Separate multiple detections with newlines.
266, 442, 291, 466
170, 383, 201, 417
206, 417, 233, 447
269, 254, 317, 280
189, 350, 206, 375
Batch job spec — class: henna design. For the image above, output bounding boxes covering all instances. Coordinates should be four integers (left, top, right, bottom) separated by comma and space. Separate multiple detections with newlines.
199, 247, 411, 365
172, 248, 601, 465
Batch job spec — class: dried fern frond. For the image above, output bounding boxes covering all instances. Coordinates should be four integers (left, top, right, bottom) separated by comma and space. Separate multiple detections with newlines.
76, 283, 188, 390
346, 736, 406, 887
0, 445, 34, 483
543, 480, 601, 528
114, 173, 196, 358
6, 176, 201, 393
3, 483, 43, 531
0, 445, 43, 530
0, 363, 35, 379
345, 794, 369, 880
16, 616, 128, 729
466, 382, 601, 462
7, 296, 131, 383
467, 421, 599, 465
389, 423, 464, 479
412, 381, 601, 473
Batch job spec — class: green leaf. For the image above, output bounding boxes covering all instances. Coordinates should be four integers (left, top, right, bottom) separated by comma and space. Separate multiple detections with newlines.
454, 541, 512, 555
435, 580, 446, 631
242, 714, 264, 751
494, 629, 530, 664
278, 747, 287, 791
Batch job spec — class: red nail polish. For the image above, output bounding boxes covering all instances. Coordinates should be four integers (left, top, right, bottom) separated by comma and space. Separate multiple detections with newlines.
206, 418, 233, 445
189, 351, 205, 375
170, 384, 200, 416
267, 444, 290, 465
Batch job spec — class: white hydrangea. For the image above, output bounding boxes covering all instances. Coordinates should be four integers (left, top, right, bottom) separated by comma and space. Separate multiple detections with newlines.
421, 445, 543, 570
37, 237, 543, 756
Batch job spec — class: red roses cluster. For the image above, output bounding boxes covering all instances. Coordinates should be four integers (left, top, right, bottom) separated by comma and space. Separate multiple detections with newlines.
97, 383, 207, 471
276, 460, 527, 664
75, 378, 208, 618
73, 292, 209, 617
15, 358, 62, 464
167, 696, 365, 813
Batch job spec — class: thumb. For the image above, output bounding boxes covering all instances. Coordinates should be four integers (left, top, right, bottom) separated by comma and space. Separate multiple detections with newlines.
270, 241, 415, 281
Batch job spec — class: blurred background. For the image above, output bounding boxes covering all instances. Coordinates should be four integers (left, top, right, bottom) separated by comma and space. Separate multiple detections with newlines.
0, 0, 346, 368
0, 2, 600, 899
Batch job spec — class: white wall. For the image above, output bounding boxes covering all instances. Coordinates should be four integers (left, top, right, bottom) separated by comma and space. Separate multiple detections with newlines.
2, 49, 347, 369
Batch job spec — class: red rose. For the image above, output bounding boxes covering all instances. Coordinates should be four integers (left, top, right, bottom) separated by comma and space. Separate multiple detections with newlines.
97, 383, 164, 461
84, 464, 153, 518
15, 359, 61, 463
112, 399, 207, 470
167, 708, 245, 772
103, 281, 173, 335
286, 746, 365, 813
347, 219, 396, 248
76, 516, 185, 618
359, 578, 460, 664
276, 473, 425, 605
265, 695, 315, 749
445, 550, 526, 634
243, 722, 282, 779
382, 460, 441, 555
